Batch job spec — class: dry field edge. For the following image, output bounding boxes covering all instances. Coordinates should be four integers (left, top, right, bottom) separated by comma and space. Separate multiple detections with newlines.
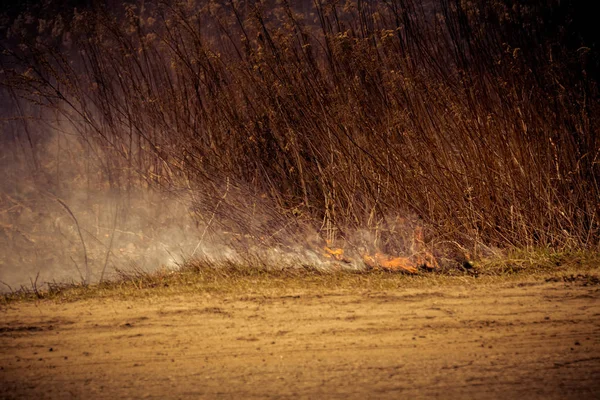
1, 265, 599, 399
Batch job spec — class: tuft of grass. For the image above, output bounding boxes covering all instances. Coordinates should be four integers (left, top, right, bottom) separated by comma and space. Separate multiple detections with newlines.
475, 249, 600, 276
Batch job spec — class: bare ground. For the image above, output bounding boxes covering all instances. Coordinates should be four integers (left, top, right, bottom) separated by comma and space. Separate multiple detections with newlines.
1, 277, 599, 399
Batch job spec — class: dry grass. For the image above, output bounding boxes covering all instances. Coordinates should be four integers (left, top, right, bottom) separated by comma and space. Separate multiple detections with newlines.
0, 0, 598, 283
2, 250, 598, 305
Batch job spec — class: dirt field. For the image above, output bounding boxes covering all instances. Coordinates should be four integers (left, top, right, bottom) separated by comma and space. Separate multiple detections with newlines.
1, 276, 599, 399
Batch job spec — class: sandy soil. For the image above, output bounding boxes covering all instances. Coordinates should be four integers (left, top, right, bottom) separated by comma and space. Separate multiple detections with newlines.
1, 278, 599, 399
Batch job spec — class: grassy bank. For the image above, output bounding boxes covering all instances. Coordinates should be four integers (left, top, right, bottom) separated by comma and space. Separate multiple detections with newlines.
2, 250, 598, 304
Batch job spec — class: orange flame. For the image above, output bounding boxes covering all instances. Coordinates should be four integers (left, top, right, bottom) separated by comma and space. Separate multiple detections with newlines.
363, 252, 418, 274
323, 246, 351, 263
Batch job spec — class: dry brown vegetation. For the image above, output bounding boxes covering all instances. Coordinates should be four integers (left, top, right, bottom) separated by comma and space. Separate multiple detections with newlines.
1, 249, 597, 304
0, 0, 599, 286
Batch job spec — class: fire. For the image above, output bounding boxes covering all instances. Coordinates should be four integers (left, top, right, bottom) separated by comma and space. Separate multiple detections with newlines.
321, 226, 440, 274
363, 253, 418, 274
323, 245, 351, 263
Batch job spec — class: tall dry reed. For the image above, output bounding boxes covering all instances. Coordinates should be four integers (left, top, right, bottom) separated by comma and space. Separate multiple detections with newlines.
1, 0, 598, 262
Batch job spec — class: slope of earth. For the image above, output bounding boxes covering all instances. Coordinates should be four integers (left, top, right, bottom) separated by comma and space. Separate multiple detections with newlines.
1, 276, 599, 399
